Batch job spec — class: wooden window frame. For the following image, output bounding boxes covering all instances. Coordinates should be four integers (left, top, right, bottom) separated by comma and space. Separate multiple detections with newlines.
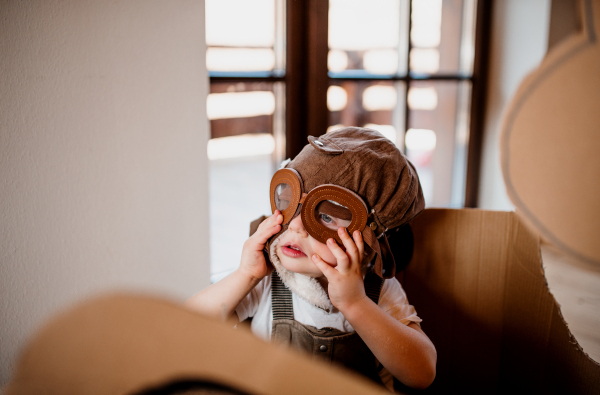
208, 0, 492, 208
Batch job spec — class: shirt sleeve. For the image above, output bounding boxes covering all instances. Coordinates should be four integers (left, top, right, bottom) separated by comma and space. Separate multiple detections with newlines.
234, 277, 267, 322
378, 277, 422, 326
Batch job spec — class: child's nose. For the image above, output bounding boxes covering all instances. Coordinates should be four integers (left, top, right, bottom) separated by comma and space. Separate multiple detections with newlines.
288, 215, 308, 237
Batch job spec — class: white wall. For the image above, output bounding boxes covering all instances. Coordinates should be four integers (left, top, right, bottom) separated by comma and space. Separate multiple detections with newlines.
479, 0, 551, 210
0, 0, 210, 386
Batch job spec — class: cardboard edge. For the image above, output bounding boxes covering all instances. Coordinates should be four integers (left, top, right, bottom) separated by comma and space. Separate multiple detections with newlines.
5, 293, 391, 395
500, 210, 600, 391
407, 209, 600, 392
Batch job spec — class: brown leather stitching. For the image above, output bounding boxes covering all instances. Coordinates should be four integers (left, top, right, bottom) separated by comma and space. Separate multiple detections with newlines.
270, 169, 303, 224
270, 174, 369, 245
301, 185, 368, 245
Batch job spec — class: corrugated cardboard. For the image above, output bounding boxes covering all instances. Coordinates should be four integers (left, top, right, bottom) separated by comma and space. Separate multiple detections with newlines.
9, 209, 599, 394
402, 208, 600, 394
5, 294, 389, 395
501, 0, 600, 268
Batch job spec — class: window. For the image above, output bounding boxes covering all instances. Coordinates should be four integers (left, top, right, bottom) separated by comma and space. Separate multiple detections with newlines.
206, 0, 490, 280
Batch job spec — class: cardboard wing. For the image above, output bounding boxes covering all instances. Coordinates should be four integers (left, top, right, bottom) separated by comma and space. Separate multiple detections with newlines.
501, 0, 600, 268
5, 295, 390, 395
401, 208, 600, 394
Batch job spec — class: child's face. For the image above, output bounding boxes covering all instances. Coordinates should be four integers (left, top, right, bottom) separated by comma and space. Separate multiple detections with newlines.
276, 215, 344, 278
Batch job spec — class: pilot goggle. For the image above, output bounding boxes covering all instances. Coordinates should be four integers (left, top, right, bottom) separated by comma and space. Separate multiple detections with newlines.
269, 168, 368, 245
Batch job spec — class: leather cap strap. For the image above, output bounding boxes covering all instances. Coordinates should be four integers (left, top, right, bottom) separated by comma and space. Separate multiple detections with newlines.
362, 227, 396, 279
378, 234, 396, 278
362, 227, 383, 277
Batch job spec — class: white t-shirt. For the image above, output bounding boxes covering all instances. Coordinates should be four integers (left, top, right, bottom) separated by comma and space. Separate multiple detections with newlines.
235, 275, 422, 391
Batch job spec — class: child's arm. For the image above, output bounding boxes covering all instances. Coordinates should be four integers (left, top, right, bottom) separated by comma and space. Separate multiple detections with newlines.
185, 211, 283, 321
312, 228, 437, 390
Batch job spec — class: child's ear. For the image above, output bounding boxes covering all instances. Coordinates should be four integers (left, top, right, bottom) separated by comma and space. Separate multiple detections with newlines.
386, 224, 414, 273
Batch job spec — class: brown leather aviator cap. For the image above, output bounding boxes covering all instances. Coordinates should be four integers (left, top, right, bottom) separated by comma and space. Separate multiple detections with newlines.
270, 127, 424, 278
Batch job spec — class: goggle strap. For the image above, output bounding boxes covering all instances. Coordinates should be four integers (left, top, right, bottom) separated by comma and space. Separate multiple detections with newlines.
379, 233, 396, 278
363, 227, 396, 279
363, 227, 384, 277
299, 193, 308, 205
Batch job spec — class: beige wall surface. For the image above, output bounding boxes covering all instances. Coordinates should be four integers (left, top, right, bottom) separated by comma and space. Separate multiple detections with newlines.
0, 0, 210, 386
479, 0, 550, 210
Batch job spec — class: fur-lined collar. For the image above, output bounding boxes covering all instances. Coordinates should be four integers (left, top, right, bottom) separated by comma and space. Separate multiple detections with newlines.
269, 231, 334, 312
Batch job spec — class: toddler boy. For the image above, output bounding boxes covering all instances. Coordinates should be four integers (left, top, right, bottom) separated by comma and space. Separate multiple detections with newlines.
187, 127, 436, 391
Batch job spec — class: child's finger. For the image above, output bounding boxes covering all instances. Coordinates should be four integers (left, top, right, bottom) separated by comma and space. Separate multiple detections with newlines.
325, 238, 350, 270
312, 254, 338, 279
352, 230, 364, 258
338, 227, 360, 264
261, 223, 281, 237
258, 210, 282, 229
252, 212, 282, 245
255, 221, 281, 242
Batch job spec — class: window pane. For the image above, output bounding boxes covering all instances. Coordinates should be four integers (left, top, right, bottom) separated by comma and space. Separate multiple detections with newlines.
209, 157, 274, 281
327, 81, 406, 149
328, 0, 409, 75
205, 0, 285, 72
208, 82, 285, 281
209, 82, 275, 141
406, 80, 471, 207
206, 0, 275, 47
410, 0, 477, 75
206, 48, 275, 72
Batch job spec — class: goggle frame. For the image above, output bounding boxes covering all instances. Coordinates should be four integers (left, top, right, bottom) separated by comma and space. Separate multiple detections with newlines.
269, 168, 369, 244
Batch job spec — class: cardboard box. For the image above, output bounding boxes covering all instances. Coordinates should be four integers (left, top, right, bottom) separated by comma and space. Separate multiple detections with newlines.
7, 209, 599, 394
401, 208, 600, 393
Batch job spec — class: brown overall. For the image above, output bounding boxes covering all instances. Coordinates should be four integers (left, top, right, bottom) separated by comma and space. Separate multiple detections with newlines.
270, 271, 385, 386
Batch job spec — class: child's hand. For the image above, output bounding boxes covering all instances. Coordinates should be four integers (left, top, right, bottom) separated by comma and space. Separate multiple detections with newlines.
312, 228, 366, 312
239, 210, 283, 281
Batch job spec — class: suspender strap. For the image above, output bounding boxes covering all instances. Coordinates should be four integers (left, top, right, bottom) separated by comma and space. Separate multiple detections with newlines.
271, 272, 294, 320
364, 272, 384, 304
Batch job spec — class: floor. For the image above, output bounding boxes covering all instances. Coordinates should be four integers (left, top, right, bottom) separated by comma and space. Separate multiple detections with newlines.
541, 245, 600, 363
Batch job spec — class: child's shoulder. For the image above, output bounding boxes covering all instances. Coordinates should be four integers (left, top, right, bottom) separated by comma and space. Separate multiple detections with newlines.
380, 277, 410, 306
381, 276, 405, 293
379, 277, 422, 325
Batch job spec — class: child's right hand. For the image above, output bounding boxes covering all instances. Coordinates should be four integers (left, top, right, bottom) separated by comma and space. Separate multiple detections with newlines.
239, 210, 283, 280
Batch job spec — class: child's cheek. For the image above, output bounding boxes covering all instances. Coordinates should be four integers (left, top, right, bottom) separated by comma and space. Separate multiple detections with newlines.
311, 239, 338, 265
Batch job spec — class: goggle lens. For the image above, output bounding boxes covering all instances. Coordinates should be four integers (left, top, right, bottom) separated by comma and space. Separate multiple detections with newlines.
314, 200, 352, 231
274, 183, 292, 211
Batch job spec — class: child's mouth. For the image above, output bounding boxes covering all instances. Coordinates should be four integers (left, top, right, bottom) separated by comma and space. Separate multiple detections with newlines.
281, 244, 307, 258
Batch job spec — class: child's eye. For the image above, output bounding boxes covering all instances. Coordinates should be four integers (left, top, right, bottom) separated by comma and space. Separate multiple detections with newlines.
320, 214, 333, 224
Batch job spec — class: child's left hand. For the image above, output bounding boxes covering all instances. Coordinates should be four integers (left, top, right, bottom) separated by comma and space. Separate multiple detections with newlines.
311, 228, 366, 312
